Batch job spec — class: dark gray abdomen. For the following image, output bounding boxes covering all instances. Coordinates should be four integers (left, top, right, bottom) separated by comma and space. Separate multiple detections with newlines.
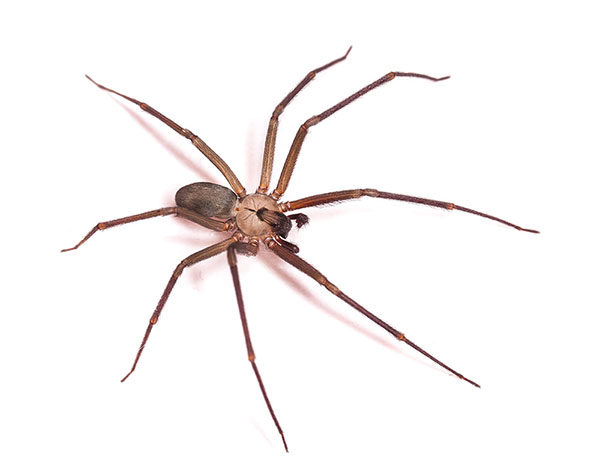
175, 182, 237, 218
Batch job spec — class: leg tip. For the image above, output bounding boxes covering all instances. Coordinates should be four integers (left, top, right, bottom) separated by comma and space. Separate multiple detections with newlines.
462, 376, 481, 388
281, 433, 289, 453
85, 74, 98, 86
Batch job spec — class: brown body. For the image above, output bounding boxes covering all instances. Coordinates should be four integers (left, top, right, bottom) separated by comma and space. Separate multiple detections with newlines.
63, 48, 538, 452
235, 193, 282, 237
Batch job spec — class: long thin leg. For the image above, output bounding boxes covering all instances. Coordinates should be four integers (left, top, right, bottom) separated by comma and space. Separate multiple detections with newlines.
271, 72, 449, 200
267, 239, 480, 388
61, 207, 231, 252
227, 242, 288, 452
279, 188, 539, 233
86, 75, 246, 197
258, 47, 352, 194
121, 237, 235, 382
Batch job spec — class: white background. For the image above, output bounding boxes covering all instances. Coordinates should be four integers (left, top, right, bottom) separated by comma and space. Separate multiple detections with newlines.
1, 1, 598, 469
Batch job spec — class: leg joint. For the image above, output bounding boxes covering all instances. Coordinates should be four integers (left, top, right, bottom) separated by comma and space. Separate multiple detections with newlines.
182, 128, 198, 141
304, 116, 321, 128
362, 188, 380, 198
325, 282, 340, 295
272, 106, 284, 119
173, 265, 186, 278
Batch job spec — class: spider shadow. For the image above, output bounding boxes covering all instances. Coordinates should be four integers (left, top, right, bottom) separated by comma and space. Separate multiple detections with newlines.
112, 99, 216, 182
243, 121, 264, 190
164, 231, 232, 288
260, 247, 465, 382
260, 249, 399, 353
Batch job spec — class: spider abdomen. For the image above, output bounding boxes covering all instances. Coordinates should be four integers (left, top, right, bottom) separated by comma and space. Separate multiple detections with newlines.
175, 182, 237, 218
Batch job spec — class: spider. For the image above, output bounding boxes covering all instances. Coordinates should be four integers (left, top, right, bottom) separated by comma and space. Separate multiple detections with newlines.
62, 47, 538, 452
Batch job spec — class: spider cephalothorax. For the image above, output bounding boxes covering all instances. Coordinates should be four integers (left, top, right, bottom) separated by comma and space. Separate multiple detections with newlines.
235, 192, 291, 238
63, 48, 537, 452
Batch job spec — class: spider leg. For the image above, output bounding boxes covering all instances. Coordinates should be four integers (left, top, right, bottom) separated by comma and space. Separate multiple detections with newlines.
280, 189, 539, 233
121, 237, 235, 382
227, 242, 288, 452
258, 46, 352, 194
270, 72, 449, 200
61, 207, 231, 252
85, 75, 246, 197
267, 239, 480, 388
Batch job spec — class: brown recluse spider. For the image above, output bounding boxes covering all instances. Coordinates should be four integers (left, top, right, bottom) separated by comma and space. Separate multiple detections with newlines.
62, 47, 538, 452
